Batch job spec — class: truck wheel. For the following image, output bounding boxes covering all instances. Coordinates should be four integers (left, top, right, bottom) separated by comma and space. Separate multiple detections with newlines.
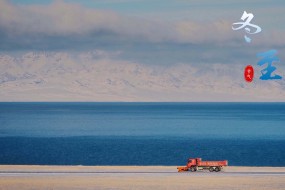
215, 167, 220, 172
190, 167, 196, 172
209, 167, 214, 172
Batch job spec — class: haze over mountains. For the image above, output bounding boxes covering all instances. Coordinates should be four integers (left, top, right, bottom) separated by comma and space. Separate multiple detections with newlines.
0, 51, 284, 102
0, 0, 284, 102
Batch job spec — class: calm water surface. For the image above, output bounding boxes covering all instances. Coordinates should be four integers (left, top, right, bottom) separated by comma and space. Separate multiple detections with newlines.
0, 102, 284, 166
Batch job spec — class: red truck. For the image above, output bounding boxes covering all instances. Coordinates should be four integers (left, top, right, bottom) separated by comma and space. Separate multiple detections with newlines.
177, 158, 228, 172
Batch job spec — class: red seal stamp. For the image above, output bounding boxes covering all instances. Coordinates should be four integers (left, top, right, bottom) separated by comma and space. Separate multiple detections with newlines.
244, 65, 254, 82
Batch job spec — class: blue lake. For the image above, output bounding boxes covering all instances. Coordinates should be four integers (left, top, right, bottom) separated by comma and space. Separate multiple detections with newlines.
0, 102, 285, 166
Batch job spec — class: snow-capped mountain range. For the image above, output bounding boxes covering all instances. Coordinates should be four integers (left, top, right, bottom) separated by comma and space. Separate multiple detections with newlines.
0, 51, 284, 101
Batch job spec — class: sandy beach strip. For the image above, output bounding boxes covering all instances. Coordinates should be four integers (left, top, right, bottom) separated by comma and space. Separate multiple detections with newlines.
1, 166, 285, 190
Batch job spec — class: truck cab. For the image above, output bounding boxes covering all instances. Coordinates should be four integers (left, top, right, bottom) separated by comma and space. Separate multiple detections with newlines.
187, 158, 202, 168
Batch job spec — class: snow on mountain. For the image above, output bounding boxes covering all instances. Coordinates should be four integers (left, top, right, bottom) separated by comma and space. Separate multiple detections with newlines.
0, 51, 284, 101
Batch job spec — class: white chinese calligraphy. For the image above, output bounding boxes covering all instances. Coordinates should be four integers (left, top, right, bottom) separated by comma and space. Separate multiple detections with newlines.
232, 11, 262, 43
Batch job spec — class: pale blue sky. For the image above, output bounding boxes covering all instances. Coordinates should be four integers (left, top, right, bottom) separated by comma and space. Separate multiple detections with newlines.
9, 0, 285, 32
3, 0, 285, 65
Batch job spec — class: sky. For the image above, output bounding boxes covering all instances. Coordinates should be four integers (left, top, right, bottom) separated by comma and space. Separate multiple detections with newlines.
0, 0, 285, 101
2, 0, 285, 63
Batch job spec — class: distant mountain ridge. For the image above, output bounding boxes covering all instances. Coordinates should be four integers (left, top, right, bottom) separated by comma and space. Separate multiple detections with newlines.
0, 51, 284, 101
